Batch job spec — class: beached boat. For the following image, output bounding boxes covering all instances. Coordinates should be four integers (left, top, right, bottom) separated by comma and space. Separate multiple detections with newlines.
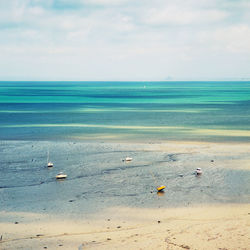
47, 161, 53, 167
157, 185, 166, 192
47, 150, 53, 167
195, 168, 202, 175
125, 157, 133, 161
56, 172, 67, 179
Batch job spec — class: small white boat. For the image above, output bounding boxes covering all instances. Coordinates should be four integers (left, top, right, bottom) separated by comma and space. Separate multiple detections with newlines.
125, 157, 133, 161
56, 172, 67, 179
195, 168, 202, 175
47, 150, 53, 167
47, 162, 53, 168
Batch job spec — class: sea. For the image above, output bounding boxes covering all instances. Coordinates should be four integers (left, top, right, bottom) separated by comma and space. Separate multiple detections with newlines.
0, 81, 250, 217
0, 81, 250, 142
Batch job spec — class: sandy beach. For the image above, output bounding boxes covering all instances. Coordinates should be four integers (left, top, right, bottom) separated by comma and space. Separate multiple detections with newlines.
1, 204, 249, 249
1, 141, 250, 249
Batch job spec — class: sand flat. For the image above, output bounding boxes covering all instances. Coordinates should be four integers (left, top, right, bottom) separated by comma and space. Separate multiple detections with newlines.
0, 204, 250, 250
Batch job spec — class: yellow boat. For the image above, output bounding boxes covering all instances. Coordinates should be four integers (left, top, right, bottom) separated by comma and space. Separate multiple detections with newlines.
157, 185, 166, 192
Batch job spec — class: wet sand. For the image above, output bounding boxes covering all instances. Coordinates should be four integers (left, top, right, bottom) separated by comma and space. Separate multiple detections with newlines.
0, 141, 250, 249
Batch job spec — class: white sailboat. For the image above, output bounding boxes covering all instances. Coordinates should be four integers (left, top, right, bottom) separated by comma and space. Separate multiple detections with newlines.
195, 168, 202, 175
125, 157, 133, 161
122, 156, 133, 162
56, 172, 67, 179
47, 150, 53, 168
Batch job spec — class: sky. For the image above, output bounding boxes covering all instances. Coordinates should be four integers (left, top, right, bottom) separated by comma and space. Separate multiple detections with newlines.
0, 0, 250, 81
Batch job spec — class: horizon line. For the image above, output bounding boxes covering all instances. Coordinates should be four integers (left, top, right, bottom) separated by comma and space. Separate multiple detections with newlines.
0, 79, 250, 82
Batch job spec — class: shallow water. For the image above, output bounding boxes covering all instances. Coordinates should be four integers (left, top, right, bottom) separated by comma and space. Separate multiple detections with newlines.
1, 141, 249, 218
1, 81, 250, 218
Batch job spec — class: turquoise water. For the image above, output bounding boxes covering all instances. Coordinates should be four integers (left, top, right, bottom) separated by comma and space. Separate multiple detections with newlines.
0, 81, 250, 142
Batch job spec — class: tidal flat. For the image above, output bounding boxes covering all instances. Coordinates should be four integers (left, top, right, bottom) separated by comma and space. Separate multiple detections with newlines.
0, 140, 249, 249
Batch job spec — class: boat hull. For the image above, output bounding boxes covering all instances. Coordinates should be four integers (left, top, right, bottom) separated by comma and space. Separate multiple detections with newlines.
157, 185, 166, 192
56, 175, 67, 179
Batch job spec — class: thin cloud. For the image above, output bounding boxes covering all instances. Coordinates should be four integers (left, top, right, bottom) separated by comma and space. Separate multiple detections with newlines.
0, 0, 249, 80
143, 7, 229, 26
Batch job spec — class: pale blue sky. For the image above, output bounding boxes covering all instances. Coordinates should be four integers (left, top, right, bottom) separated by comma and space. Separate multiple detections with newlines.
0, 0, 250, 81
